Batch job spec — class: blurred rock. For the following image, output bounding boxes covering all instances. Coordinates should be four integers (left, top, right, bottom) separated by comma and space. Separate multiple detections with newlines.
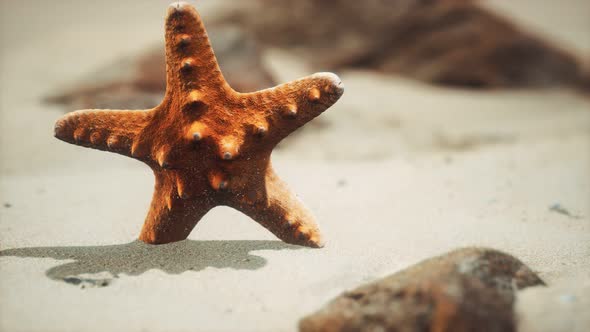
45, 1, 589, 112
45, 26, 276, 110
222, 0, 586, 89
299, 247, 544, 332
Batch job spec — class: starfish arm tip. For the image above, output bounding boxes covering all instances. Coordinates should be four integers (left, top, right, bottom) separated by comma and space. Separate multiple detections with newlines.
53, 111, 82, 143
311, 72, 344, 90
308, 236, 326, 248
167, 1, 193, 15
308, 72, 345, 100
244, 71, 344, 145
53, 117, 67, 140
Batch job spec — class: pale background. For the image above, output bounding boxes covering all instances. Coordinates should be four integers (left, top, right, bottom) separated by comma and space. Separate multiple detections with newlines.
1, 1, 589, 331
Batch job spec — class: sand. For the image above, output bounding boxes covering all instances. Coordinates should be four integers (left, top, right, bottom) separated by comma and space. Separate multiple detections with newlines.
1, 0, 589, 331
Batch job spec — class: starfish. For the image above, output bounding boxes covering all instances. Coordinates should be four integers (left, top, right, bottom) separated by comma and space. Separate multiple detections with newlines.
53, 2, 343, 248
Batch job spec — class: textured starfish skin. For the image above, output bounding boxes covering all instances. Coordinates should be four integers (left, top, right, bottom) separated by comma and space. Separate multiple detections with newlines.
53, 2, 343, 248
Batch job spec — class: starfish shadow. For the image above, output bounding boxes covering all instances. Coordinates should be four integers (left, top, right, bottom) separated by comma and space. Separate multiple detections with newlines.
0, 240, 300, 287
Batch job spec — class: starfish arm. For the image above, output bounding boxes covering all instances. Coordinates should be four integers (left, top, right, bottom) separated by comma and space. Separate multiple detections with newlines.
163, 2, 231, 100
139, 170, 213, 244
54, 109, 153, 158
240, 72, 344, 147
229, 168, 325, 248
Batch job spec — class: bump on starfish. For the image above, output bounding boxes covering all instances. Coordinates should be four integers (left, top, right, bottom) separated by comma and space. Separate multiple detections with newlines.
53, 2, 343, 248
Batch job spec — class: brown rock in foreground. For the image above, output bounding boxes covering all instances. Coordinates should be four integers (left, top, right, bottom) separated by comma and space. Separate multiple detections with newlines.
299, 248, 545, 332
223, 0, 586, 90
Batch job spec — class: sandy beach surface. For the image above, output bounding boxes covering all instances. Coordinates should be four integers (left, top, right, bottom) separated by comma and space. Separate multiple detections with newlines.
1, 1, 589, 331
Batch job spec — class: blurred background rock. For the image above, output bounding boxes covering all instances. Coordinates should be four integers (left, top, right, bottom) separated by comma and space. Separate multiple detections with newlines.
47, 0, 590, 106
40, 0, 590, 163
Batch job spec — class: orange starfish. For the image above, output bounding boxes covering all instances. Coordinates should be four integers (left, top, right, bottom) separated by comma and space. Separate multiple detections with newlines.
53, 2, 343, 248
